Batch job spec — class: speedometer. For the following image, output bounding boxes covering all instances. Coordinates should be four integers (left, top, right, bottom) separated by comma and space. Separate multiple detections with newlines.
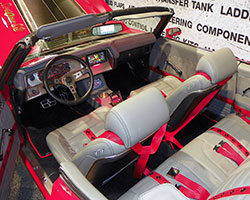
38, 62, 71, 81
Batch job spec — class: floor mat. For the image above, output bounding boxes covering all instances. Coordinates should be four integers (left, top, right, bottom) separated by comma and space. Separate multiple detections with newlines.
21, 95, 94, 157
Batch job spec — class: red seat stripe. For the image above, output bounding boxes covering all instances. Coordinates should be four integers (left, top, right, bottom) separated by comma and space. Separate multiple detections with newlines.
98, 131, 124, 146
148, 171, 169, 184
83, 129, 124, 145
84, 128, 97, 141
209, 186, 250, 200
194, 72, 212, 81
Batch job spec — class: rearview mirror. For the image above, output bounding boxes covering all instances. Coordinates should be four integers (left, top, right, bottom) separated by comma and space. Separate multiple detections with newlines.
165, 27, 182, 38
92, 23, 123, 36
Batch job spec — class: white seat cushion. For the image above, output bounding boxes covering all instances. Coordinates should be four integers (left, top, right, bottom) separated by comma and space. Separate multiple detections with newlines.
130, 76, 182, 97
46, 106, 110, 164
119, 114, 250, 199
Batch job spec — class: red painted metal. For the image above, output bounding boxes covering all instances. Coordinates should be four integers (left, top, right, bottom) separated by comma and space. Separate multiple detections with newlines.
51, 177, 80, 200
74, 0, 112, 14
19, 149, 52, 200
0, 0, 30, 67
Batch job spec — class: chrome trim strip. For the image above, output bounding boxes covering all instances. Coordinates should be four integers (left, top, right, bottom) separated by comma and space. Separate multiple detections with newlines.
21, 146, 53, 194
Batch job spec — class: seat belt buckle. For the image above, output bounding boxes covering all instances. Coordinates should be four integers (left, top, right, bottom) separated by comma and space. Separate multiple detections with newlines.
213, 145, 220, 152
214, 140, 226, 152
167, 167, 180, 179
219, 140, 226, 146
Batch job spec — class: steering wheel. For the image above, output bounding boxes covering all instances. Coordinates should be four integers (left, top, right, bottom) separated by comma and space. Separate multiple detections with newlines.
43, 54, 94, 106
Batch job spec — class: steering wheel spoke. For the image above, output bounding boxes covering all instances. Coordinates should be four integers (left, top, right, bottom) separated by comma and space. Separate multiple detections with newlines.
73, 68, 89, 81
68, 85, 81, 101
43, 55, 94, 106
48, 77, 63, 86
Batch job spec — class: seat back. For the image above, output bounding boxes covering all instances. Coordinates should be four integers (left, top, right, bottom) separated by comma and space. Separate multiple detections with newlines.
74, 87, 170, 185
209, 155, 250, 199
166, 48, 237, 132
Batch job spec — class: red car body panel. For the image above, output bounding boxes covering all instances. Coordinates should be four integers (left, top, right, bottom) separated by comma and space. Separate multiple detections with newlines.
75, 0, 112, 14
0, 0, 30, 68
51, 177, 80, 200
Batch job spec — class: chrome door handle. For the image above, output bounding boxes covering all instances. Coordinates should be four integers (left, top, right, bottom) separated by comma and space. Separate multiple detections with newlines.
0, 129, 15, 161
0, 101, 3, 112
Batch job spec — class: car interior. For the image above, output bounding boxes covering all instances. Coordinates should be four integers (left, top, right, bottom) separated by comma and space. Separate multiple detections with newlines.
7, 7, 250, 200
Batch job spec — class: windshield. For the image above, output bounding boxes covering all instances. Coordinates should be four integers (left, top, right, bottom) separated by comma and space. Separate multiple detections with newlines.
25, 7, 173, 61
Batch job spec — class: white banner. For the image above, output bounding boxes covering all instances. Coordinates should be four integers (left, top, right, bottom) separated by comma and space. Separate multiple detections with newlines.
108, 0, 250, 63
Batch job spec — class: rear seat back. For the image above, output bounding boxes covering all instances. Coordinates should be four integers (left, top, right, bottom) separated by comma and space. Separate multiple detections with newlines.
166, 48, 237, 131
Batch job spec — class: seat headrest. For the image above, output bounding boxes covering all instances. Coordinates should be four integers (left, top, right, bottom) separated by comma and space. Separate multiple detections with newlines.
196, 48, 237, 84
105, 87, 170, 149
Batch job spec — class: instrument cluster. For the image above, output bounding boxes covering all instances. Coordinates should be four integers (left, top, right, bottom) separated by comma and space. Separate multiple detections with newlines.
38, 62, 71, 81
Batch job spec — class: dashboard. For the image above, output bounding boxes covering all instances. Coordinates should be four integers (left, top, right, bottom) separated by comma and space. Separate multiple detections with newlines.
14, 32, 156, 103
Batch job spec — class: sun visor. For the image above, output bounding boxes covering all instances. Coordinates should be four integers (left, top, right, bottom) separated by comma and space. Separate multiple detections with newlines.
113, 11, 173, 20
36, 14, 109, 39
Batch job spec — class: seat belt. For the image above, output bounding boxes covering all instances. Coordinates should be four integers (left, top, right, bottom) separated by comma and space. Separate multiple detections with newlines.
210, 127, 250, 157
214, 141, 244, 165
208, 186, 250, 200
84, 124, 167, 179
131, 124, 167, 178
147, 168, 210, 200
167, 168, 210, 200
164, 75, 232, 150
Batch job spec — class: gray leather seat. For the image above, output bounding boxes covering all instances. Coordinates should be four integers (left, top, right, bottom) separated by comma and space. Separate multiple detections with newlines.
131, 48, 237, 117
119, 113, 250, 200
46, 87, 170, 183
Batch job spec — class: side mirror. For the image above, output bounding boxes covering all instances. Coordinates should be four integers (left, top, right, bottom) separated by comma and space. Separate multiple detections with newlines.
165, 27, 182, 38
92, 23, 123, 36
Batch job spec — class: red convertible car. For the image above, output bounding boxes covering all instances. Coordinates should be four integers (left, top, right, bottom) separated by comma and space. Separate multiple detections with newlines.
1, 1, 250, 200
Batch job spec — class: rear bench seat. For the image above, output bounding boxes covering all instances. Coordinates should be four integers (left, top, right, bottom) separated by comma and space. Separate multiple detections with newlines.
119, 113, 250, 200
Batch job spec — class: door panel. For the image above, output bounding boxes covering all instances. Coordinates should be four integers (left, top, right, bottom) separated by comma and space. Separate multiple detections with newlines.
0, 93, 20, 199
149, 38, 206, 80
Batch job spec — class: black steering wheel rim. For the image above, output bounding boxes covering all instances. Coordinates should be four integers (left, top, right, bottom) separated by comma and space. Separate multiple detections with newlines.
43, 54, 94, 106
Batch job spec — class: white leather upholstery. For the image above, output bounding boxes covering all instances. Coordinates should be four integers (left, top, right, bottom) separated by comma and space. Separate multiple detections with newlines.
106, 87, 170, 148
119, 113, 250, 200
138, 184, 188, 200
130, 48, 237, 116
196, 48, 238, 84
130, 76, 182, 98
47, 87, 170, 175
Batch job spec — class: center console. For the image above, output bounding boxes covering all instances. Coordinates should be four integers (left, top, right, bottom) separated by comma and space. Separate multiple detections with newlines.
78, 74, 122, 108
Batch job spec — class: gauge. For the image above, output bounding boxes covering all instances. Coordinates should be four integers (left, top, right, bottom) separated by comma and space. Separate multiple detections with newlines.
38, 70, 44, 81
27, 72, 41, 87
38, 62, 71, 81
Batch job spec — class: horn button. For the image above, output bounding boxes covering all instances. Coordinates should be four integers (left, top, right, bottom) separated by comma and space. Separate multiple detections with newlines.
65, 76, 73, 84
